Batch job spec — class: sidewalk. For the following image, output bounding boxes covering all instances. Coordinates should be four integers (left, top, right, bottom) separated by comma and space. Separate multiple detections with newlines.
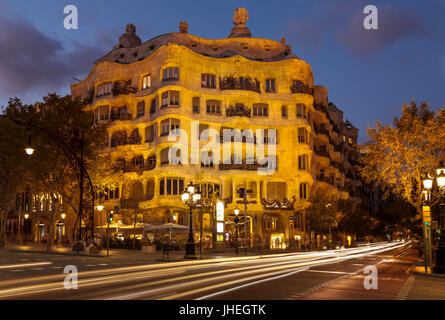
406, 261, 445, 299
3, 243, 281, 262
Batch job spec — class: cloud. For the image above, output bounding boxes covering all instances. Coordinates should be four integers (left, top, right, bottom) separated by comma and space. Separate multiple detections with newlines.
0, 15, 108, 104
283, 1, 427, 58
336, 6, 426, 56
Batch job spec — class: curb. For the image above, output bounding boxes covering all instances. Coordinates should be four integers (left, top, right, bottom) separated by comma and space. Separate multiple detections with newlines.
5, 248, 107, 257
409, 261, 445, 279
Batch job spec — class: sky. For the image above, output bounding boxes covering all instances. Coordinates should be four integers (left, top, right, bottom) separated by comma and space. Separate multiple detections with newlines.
0, 0, 444, 141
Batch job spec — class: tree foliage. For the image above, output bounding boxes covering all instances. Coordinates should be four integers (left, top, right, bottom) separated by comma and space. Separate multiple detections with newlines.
360, 101, 445, 214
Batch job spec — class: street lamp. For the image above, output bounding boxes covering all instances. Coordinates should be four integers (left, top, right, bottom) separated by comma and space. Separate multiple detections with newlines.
25, 147, 35, 155
234, 208, 240, 255
237, 187, 252, 256
422, 161, 445, 274
24, 214, 29, 245
434, 162, 445, 274
181, 181, 201, 259
96, 205, 104, 246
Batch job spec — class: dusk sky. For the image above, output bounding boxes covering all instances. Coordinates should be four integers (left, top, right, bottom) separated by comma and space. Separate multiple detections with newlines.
0, 0, 444, 141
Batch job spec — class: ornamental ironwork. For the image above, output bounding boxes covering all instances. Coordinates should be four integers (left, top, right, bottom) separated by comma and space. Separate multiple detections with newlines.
113, 80, 137, 96
261, 198, 294, 210
225, 104, 251, 117
219, 76, 260, 93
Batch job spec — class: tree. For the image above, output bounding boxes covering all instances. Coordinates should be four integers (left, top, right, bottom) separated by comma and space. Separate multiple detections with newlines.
0, 103, 31, 247
1, 94, 110, 250
360, 101, 445, 219
305, 192, 343, 247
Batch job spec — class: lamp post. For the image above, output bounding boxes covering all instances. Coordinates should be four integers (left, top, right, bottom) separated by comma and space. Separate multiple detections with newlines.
96, 205, 104, 246
24, 214, 29, 245
237, 187, 252, 256
181, 182, 201, 259
422, 174, 433, 273
19, 121, 96, 253
422, 161, 445, 274
234, 208, 240, 255
433, 162, 445, 273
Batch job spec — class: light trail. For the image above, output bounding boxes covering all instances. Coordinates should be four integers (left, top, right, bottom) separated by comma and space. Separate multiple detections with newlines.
0, 241, 408, 299
0, 262, 52, 269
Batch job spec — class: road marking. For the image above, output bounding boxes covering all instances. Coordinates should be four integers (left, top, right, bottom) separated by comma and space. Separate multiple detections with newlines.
305, 270, 356, 275
195, 267, 310, 300
30, 268, 45, 271
10, 269, 24, 272
0, 262, 52, 269
395, 275, 415, 300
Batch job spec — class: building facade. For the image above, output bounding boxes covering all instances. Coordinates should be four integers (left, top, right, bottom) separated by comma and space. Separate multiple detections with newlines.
65, 8, 366, 249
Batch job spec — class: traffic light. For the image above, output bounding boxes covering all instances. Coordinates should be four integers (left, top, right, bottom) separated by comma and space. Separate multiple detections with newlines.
109, 211, 114, 223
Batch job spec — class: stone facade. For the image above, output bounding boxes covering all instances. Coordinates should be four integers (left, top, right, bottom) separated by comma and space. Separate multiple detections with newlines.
65, 9, 362, 249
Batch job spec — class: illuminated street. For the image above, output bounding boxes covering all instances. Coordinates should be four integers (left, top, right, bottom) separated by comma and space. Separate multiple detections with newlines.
0, 242, 435, 300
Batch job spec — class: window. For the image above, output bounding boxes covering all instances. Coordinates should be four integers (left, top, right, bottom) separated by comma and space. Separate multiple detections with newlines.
193, 97, 200, 114
201, 74, 216, 88
161, 91, 180, 108
298, 128, 308, 144
282, 106, 287, 118
199, 183, 220, 198
298, 155, 308, 170
160, 118, 180, 137
145, 125, 154, 142
137, 101, 145, 117
150, 98, 157, 113
265, 79, 275, 93
253, 103, 268, 117
146, 180, 155, 200
159, 178, 184, 195
296, 103, 306, 118
108, 187, 120, 199
198, 124, 209, 141
142, 75, 151, 90
266, 216, 279, 231
262, 129, 277, 144
267, 182, 286, 200
299, 183, 308, 200
206, 100, 221, 115
161, 147, 181, 165
162, 67, 179, 81
97, 82, 112, 97
249, 182, 257, 199
96, 105, 109, 121
132, 155, 144, 167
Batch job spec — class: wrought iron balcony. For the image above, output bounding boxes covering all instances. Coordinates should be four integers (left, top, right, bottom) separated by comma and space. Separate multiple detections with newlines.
219, 76, 261, 93
225, 104, 251, 118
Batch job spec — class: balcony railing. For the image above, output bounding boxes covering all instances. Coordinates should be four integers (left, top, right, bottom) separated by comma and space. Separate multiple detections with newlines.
115, 156, 156, 173
219, 160, 268, 171
219, 76, 261, 93
225, 104, 251, 118
290, 83, 314, 95
261, 198, 294, 210
112, 80, 137, 96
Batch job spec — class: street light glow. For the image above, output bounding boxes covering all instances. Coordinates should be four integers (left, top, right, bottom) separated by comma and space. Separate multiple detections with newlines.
25, 147, 34, 155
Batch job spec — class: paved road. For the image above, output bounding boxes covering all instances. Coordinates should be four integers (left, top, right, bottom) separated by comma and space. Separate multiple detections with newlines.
0, 242, 417, 300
